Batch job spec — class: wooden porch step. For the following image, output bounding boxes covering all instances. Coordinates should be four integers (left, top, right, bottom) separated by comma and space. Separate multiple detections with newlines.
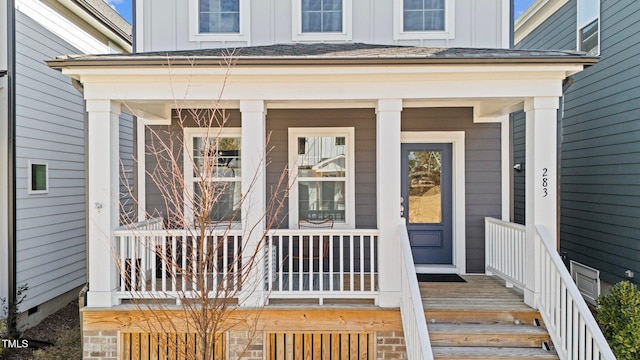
428, 323, 551, 348
432, 346, 559, 360
425, 308, 543, 326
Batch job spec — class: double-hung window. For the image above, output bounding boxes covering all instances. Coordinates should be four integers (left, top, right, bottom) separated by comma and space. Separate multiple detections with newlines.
394, 0, 455, 40
289, 128, 355, 229
185, 128, 241, 225
189, 0, 250, 42
292, 0, 352, 41
577, 0, 599, 55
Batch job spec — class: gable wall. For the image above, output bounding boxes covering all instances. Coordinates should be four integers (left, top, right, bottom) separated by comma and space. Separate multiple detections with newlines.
139, 0, 508, 52
515, 0, 640, 286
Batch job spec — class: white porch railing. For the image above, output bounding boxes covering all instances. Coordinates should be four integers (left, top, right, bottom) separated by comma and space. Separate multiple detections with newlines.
265, 229, 378, 303
484, 217, 615, 360
113, 223, 242, 301
112, 225, 379, 304
399, 222, 433, 360
485, 217, 526, 289
536, 225, 616, 360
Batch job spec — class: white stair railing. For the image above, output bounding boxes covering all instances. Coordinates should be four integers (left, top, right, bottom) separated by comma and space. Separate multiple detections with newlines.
536, 225, 616, 360
399, 222, 434, 360
484, 217, 615, 360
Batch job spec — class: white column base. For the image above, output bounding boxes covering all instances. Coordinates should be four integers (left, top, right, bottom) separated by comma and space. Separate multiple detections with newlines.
86, 291, 119, 308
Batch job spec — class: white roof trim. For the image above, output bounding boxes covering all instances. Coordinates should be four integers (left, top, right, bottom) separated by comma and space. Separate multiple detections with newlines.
514, 0, 570, 45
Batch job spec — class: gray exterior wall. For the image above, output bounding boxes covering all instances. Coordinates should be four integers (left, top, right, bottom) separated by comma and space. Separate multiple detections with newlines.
266, 109, 377, 230
401, 108, 502, 273
514, 0, 640, 286
511, 111, 526, 225
14, 10, 87, 310
119, 113, 136, 224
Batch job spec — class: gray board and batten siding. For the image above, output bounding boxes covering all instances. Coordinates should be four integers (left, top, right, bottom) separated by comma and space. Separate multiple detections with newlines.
13, 10, 136, 311
14, 10, 87, 310
145, 107, 500, 273
513, 0, 640, 286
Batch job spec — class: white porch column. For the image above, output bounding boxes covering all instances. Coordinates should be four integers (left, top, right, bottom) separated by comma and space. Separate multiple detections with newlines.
86, 100, 121, 307
239, 100, 267, 307
524, 97, 559, 307
376, 99, 403, 307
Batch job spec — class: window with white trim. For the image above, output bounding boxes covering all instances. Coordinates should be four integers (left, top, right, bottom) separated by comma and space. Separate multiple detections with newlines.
185, 128, 241, 224
189, 0, 250, 42
292, 0, 352, 41
28, 161, 48, 194
288, 128, 355, 229
577, 0, 599, 55
394, 0, 455, 40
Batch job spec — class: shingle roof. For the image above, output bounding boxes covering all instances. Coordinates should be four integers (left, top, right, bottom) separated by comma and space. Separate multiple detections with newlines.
49, 43, 597, 67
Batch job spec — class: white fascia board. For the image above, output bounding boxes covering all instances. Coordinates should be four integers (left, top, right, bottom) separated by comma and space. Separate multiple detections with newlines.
515, 0, 570, 45
64, 64, 584, 77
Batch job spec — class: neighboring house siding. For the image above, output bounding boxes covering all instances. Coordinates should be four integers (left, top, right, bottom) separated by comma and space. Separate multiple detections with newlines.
516, 0, 640, 286
140, 0, 508, 52
266, 109, 377, 230
401, 108, 502, 273
14, 10, 86, 310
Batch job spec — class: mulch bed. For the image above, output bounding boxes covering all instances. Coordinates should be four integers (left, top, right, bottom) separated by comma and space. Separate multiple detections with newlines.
3, 299, 80, 359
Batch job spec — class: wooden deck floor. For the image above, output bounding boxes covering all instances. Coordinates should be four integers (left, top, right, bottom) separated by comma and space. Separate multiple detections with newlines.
420, 275, 533, 311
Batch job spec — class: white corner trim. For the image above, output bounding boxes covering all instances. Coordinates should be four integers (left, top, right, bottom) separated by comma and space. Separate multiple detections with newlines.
500, 115, 511, 221
393, 0, 456, 40
188, 0, 251, 43
291, 0, 352, 42
401, 131, 466, 275
288, 127, 356, 229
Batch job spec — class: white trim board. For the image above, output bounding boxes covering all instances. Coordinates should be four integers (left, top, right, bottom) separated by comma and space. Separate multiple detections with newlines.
401, 131, 466, 275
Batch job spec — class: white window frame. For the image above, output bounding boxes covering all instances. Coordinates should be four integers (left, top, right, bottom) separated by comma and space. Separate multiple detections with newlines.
188, 0, 251, 42
184, 127, 242, 226
576, 0, 600, 55
288, 127, 355, 229
292, 0, 352, 42
393, 0, 456, 40
28, 160, 49, 195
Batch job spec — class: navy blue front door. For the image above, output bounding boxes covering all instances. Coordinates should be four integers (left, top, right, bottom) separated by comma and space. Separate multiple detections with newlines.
401, 143, 453, 264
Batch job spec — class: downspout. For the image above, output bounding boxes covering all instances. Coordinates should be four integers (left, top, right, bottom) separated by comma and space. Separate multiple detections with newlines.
6, 0, 17, 333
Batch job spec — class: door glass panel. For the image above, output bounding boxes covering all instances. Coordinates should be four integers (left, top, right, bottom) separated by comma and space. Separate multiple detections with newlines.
408, 150, 442, 224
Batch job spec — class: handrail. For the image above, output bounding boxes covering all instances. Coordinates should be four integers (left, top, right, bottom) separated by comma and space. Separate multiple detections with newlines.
399, 222, 434, 360
116, 217, 164, 231
536, 225, 616, 360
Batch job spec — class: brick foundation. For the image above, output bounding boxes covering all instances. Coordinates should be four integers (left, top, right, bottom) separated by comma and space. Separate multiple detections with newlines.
377, 330, 407, 359
83, 330, 118, 360
228, 330, 264, 360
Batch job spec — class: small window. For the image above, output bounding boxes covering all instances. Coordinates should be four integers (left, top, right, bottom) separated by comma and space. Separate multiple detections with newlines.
292, 0, 351, 41
394, 0, 455, 40
189, 0, 250, 42
199, 0, 240, 33
289, 128, 355, 229
577, 0, 599, 55
403, 0, 445, 31
301, 0, 342, 33
28, 161, 48, 194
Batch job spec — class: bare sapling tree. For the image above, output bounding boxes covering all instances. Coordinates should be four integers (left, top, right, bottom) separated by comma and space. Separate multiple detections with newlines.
115, 58, 289, 359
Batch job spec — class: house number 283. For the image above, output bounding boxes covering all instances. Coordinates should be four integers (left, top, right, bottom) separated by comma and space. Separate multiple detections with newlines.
542, 168, 548, 197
